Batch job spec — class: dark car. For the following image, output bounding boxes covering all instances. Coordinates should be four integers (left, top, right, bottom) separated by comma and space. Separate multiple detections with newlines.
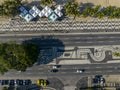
92, 78, 99, 83
51, 69, 58, 73
9, 80, 15, 85
16, 79, 23, 85
23, 79, 32, 85
2, 80, 9, 85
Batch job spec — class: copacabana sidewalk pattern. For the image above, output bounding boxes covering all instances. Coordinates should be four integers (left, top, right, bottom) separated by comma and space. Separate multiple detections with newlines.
0, 18, 119, 32
19, 5, 63, 22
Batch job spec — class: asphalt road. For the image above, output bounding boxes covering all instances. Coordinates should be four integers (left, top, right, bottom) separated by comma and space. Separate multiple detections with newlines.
1, 63, 120, 79
0, 34, 120, 46
0, 34, 120, 80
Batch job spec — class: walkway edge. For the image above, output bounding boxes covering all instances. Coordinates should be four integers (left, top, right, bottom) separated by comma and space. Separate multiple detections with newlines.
1, 32, 120, 36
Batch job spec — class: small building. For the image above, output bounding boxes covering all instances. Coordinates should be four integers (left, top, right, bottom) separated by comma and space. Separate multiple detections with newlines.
44, 6, 53, 17
19, 9, 28, 18
48, 12, 58, 21
54, 9, 63, 17
45, 9, 53, 17
24, 14, 33, 22
57, 5, 63, 11
29, 9, 37, 18
19, 6, 26, 12
32, 5, 41, 15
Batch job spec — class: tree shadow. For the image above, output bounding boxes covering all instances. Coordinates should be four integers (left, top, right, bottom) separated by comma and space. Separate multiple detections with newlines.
80, 2, 94, 11
76, 77, 88, 89
22, 36, 65, 65
22, 1, 42, 9
54, 0, 73, 5
47, 77, 64, 90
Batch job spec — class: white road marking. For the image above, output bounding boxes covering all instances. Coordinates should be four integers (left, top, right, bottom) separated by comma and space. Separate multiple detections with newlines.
96, 71, 102, 73
85, 67, 90, 69
107, 71, 113, 72
108, 41, 114, 42
38, 68, 44, 70
97, 37, 105, 39
87, 41, 93, 43
26, 73, 32, 75
96, 67, 102, 68
85, 71, 90, 73
107, 66, 113, 68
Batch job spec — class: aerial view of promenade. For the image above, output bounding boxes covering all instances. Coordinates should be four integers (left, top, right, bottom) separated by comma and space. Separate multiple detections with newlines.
0, 0, 120, 90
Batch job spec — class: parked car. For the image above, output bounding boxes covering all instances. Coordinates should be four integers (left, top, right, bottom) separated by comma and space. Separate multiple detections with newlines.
9, 80, 15, 85
23, 79, 32, 85
15, 79, 23, 85
1, 80, 9, 85
36, 79, 48, 87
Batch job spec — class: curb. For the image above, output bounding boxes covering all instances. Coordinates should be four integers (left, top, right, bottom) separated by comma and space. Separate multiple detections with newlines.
1, 32, 120, 36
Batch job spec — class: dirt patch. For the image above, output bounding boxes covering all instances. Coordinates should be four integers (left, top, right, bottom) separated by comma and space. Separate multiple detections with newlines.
75, 0, 120, 7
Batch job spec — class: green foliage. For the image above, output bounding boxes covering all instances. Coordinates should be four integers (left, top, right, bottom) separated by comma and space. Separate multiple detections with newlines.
113, 52, 120, 57
103, 6, 114, 16
2, 86, 8, 90
64, 1, 120, 19
109, 7, 120, 18
0, 42, 39, 74
64, 1, 80, 19
41, 0, 53, 6
0, 0, 22, 17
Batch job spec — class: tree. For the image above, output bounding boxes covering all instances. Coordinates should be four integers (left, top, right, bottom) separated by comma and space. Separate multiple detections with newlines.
81, 6, 93, 17
41, 0, 53, 6
64, 1, 80, 19
113, 52, 120, 57
2, 86, 8, 90
109, 7, 120, 18
0, 42, 39, 74
0, 0, 22, 17
103, 6, 114, 16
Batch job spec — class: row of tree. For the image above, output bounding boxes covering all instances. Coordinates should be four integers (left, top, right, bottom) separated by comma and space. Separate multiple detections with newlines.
0, 42, 39, 74
41, 0, 120, 19
65, 1, 120, 19
0, 0, 22, 17
81, 5, 120, 19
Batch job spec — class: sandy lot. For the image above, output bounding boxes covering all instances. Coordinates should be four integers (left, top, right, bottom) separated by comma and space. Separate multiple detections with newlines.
75, 0, 120, 7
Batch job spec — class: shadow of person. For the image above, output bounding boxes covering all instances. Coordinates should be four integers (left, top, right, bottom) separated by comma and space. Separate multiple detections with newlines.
22, 36, 65, 65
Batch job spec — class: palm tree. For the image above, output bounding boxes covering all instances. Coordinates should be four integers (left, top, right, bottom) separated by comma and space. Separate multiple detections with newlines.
103, 6, 114, 16
41, 0, 53, 6
64, 1, 80, 19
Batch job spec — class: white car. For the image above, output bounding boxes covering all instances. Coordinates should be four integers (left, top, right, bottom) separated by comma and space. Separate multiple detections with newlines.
52, 65, 58, 69
76, 69, 84, 73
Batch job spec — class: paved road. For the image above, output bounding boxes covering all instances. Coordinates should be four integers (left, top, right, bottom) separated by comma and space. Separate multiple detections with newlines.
1, 63, 120, 79
0, 34, 120, 46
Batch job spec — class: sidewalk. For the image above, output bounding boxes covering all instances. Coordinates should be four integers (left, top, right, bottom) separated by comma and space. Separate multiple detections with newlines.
1, 18, 120, 33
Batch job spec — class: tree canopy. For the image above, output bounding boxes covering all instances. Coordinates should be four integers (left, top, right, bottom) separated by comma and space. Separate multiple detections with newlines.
41, 0, 53, 6
64, 1, 80, 19
0, 42, 39, 74
0, 0, 22, 17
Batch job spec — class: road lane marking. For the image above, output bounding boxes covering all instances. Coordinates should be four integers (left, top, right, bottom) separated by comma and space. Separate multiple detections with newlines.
96, 67, 102, 68
85, 67, 90, 69
85, 72, 90, 73
107, 71, 113, 72
38, 68, 44, 70
96, 71, 102, 73
107, 66, 113, 68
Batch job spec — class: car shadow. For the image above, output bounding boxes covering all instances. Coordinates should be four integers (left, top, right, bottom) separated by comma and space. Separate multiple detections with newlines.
22, 36, 65, 65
